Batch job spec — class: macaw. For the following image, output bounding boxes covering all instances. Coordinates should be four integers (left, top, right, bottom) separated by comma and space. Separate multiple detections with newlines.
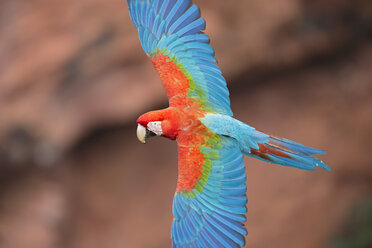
126, 0, 330, 247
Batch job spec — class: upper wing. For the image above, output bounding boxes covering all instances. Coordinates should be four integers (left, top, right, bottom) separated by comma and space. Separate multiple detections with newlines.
172, 131, 247, 247
127, 0, 233, 116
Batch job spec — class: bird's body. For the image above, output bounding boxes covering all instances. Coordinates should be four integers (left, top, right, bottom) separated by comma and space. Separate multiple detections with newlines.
126, 0, 329, 247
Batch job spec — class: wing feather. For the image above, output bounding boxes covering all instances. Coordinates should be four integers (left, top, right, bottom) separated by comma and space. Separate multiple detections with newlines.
172, 133, 247, 247
127, 0, 233, 116
166, 0, 192, 27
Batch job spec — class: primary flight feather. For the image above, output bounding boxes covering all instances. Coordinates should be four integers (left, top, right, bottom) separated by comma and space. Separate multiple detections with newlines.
125, 0, 330, 247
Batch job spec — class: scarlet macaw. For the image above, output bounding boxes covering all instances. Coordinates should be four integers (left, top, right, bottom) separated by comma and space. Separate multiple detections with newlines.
126, 0, 330, 247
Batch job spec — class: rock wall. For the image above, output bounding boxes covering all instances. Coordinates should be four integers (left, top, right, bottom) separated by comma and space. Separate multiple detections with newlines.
0, 0, 371, 247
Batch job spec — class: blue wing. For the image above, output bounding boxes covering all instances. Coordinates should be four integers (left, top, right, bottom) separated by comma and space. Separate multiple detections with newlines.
126, 0, 233, 116
173, 134, 247, 248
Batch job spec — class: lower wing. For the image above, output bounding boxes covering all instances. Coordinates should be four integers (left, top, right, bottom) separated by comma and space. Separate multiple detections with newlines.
172, 131, 247, 248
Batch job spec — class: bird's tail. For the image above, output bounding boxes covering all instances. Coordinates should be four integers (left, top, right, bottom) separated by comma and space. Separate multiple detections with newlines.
248, 132, 330, 171
199, 113, 329, 171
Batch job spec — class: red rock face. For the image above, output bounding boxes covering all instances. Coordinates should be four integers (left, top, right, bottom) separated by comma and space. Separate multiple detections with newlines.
0, 0, 372, 247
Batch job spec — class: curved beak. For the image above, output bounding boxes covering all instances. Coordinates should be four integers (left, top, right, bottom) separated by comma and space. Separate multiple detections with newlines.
136, 124, 157, 144
137, 124, 147, 144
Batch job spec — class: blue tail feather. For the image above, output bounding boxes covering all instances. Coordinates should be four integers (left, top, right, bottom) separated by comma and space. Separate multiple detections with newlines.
249, 131, 330, 171
201, 113, 329, 171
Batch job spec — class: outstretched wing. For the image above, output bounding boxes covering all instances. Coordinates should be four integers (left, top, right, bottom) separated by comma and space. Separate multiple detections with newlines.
126, 1, 246, 246
172, 130, 247, 247
127, 0, 233, 116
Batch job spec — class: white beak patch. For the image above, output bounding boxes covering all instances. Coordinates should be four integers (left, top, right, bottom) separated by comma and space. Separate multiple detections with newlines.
147, 121, 163, 136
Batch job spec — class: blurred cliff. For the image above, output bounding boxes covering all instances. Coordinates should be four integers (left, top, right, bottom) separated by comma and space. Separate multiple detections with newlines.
0, 0, 372, 247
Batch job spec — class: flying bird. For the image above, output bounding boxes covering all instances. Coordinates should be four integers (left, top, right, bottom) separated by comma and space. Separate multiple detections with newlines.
126, 0, 330, 247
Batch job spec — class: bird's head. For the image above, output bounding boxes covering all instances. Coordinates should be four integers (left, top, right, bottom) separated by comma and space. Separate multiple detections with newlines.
136, 110, 178, 143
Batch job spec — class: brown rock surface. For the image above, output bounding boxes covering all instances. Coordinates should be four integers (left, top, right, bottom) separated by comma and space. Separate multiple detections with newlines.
0, 0, 371, 247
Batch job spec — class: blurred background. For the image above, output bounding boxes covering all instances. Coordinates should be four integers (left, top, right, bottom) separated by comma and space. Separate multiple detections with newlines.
0, 0, 372, 247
